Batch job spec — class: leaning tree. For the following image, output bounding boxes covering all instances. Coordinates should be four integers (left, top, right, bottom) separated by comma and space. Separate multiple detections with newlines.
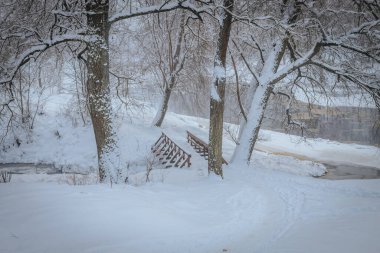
231, 0, 380, 164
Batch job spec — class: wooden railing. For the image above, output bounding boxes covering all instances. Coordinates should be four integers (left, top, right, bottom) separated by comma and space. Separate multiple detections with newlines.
151, 132, 191, 168
186, 131, 228, 165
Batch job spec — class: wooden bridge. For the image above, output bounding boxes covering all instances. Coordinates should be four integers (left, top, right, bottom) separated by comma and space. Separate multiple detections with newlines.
186, 131, 228, 165
151, 132, 191, 168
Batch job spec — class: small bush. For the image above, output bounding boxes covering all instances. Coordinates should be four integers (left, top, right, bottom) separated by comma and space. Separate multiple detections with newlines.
0, 171, 12, 183
61, 173, 98, 185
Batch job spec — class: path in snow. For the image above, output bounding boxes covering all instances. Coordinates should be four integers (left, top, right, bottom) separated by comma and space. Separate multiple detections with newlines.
226, 168, 380, 253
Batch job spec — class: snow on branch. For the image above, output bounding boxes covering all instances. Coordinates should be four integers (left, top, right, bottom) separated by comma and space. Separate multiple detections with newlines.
310, 59, 379, 90
264, 42, 322, 87
231, 39, 260, 85
317, 20, 380, 63
261, 20, 379, 89
321, 40, 380, 63
109, 0, 213, 25
309, 59, 380, 107
0, 34, 97, 85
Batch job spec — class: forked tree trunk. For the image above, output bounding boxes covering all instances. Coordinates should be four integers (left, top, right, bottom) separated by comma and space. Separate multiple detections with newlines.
232, 40, 287, 164
232, 1, 304, 164
86, 0, 119, 182
229, 81, 257, 162
232, 83, 273, 163
208, 0, 234, 178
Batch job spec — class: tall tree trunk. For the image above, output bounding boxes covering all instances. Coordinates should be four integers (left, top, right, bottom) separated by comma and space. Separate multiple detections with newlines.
153, 12, 186, 127
232, 83, 273, 163
229, 80, 257, 161
208, 0, 234, 178
232, 39, 287, 164
232, 1, 304, 164
86, 0, 119, 182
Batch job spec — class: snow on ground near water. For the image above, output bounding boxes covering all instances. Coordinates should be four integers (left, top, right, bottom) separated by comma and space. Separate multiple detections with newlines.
166, 113, 380, 170
1, 93, 378, 174
255, 130, 380, 169
1, 95, 380, 252
0, 94, 97, 171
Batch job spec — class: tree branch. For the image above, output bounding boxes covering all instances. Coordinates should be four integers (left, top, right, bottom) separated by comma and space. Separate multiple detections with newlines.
109, 0, 213, 25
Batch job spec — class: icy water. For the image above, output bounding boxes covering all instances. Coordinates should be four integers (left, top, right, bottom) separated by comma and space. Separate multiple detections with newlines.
263, 150, 380, 180
320, 163, 380, 180
1, 162, 380, 180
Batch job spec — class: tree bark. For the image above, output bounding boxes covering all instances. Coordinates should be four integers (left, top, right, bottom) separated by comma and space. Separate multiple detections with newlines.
153, 86, 172, 127
86, 0, 119, 182
232, 83, 273, 163
208, 0, 234, 178
232, 39, 287, 164
153, 12, 186, 127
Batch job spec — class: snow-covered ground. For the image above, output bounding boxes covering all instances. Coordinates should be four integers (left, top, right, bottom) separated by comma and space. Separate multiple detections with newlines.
2, 167, 380, 253
1, 95, 380, 253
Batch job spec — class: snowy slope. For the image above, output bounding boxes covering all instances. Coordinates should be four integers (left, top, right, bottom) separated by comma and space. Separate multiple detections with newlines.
1, 93, 378, 172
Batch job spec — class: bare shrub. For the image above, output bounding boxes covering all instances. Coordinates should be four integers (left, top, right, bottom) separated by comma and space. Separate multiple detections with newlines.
145, 155, 156, 183
0, 171, 12, 183
62, 173, 97, 185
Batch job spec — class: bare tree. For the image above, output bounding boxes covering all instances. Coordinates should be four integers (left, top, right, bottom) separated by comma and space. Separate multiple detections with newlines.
149, 11, 188, 127
231, 0, 380, 164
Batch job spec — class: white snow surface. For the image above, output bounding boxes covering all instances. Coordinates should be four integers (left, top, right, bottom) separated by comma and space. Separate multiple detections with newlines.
1, 95, 380, 253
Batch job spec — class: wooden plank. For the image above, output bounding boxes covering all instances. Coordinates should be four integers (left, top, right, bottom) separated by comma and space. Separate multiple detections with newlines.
186, 131, 228, 165
151, 132, 191, 169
